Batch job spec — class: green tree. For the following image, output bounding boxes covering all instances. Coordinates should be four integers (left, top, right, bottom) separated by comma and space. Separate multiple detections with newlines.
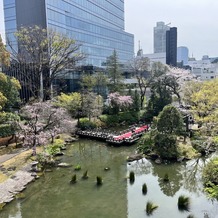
183, 79, 218, 124
9, 25, 84, 100
145, 63, 180, 120
203, 157, 218, 200
0, 35, 10, 67
157, 105, 183, 134
0, 72, 21, 111
153, 105, 184, 159
54, 92, 82, 118
106, 50, 123, 92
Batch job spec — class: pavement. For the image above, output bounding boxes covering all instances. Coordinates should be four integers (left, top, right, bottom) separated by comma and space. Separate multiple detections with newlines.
0, 148, 28, 165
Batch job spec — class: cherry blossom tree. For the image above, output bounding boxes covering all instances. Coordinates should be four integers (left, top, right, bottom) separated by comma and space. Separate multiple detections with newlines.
108, 92, 133, 114
18, 101, 75, 155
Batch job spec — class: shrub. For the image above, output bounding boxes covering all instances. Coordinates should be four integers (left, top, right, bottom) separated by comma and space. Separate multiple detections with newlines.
0, 124, 15, 137
137, 132, 154, 153
70, 174, 77, 184
96, 176, 103, 185
78, 118, 97, 130
203, 157, 218, 199
129, 171, 135, 184
178, 195, 190, 211
82, 170, 88, 179
74, 164, 81, 171
142, 183, 147, 195
154, 133, 177, 159
146, 201, 158, 215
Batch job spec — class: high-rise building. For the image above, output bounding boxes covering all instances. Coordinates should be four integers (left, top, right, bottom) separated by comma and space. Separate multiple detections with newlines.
3, 0, 134, 67
177, 46, 189, 65
153, 21, 170, 53
166, 27, 177, 66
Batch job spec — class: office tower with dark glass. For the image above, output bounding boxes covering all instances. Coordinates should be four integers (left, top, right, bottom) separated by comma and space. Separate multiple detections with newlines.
3, 0, 134, 67
153, 21, 170, 53
166, 27, 177, 66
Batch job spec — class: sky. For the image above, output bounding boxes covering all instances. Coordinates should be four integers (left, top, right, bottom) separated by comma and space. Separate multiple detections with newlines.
0, 0, 217, 60
125, 0, 218, 60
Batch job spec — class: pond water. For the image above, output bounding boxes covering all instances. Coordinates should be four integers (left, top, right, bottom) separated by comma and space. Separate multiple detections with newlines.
1, 139, 218, 218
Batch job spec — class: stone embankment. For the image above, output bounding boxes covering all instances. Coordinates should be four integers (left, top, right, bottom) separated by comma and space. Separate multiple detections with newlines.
0, 169, 34, 204
0, 149, 35, 205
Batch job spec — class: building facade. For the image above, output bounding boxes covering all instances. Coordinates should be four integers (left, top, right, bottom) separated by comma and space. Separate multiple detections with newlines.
153, 21, 170, 53
177, 46, 189, 66
3, 0, 134, 67
188, 55, 218, 80
166, 27, 177, 66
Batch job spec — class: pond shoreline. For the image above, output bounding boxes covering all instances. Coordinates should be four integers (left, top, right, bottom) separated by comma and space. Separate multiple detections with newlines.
0, 149, 36, 207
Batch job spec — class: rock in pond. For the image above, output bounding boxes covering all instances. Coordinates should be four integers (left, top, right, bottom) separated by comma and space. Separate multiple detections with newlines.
127, 154, 143, 162
57, 163, 72, 168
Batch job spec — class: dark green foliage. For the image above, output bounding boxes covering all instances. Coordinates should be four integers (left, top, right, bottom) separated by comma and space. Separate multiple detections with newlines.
142, 183, 147, 195
145, 88, 172, 120
203, 157, 218, 199
129, 171, 135, 184
154, 133, 177, 159
99, 111, 139, 127
157, 105, 183, 134
129, 90, 140, 112
70, 174, 77, 184
178, 195, 190, 211
78, 118, 97, 130
96, 176, 103, 185
137, 132, 154, 153
146, 201, 158, 215
0, 124, 15, 137
106, 50, 124, 93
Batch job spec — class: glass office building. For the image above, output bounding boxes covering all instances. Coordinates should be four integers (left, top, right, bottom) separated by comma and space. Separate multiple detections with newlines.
3, 0, 134, 67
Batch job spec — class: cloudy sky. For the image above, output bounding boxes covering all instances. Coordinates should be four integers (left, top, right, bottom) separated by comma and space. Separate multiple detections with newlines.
125, 0, 218, 59
0, 0, 217, 60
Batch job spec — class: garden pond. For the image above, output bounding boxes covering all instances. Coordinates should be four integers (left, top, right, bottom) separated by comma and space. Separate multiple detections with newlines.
1, 139, 218, 218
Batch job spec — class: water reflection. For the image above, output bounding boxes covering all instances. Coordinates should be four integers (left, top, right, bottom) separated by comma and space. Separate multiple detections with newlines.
1, 140, 218, 218
127, 156, 218, 218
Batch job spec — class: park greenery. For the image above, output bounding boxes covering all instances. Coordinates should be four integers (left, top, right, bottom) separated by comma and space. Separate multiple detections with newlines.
0, 25, 218, 202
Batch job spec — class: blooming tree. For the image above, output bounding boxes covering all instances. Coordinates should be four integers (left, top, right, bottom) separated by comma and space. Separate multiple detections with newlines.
108, 92, 133, 114
18, 101, 75, 155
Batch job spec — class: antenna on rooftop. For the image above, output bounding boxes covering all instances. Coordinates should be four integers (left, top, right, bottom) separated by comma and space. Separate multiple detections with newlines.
138, 40, 141, 50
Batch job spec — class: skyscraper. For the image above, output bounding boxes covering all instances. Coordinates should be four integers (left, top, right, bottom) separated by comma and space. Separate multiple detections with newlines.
166, 27, 177, 66
3, 0, 134, 67
177, 46, 189, 66
153, 21, 170, 53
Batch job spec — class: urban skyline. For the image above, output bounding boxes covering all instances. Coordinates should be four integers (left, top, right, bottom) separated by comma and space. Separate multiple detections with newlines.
1, 0, 218, 60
